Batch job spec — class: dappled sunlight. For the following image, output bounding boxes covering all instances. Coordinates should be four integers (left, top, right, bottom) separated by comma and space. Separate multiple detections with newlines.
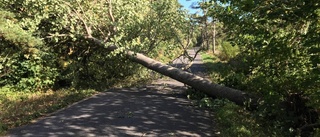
7, 83, 214, 136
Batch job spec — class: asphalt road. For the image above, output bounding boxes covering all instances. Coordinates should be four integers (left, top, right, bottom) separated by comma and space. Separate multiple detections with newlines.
6, 47, 214, 137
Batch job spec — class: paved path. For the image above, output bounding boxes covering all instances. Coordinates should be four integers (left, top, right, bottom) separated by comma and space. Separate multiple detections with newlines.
6, 47, 214, 137
171, 47, 207, 78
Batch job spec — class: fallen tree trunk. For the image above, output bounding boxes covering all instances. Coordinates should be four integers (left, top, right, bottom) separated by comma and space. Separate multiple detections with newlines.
89, 37, 257, 107
126, 50, 257, 107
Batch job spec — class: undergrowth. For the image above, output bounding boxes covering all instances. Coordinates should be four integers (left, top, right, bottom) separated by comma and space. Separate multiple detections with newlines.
198, 50, 320, 136
195, 51, 283, 136
0, 88, 96, 135
186, 87, 281, 136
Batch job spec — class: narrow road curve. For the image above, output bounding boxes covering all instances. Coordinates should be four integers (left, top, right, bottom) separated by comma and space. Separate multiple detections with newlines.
6, 48, 215, 137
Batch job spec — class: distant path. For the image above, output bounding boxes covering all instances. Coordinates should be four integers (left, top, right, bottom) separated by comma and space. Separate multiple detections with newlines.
6, 47, 215, 137
171, 47, 208, 77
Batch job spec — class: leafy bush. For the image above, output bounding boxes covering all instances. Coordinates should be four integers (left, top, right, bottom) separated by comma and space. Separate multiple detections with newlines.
0, 10, 58, 91
218, 41, 240, 61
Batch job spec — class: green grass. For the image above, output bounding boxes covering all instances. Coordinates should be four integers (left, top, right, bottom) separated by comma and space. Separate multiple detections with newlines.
214, 100, 286, 137
199, 51, 283, 137
201, 52, 232, 83
0, 88, 96, 135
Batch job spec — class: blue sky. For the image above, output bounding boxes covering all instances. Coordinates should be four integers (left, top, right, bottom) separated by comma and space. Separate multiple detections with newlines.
178, 0, 201, 14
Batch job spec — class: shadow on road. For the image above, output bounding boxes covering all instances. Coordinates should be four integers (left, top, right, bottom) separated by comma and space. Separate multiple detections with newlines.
7, 83, 214, 137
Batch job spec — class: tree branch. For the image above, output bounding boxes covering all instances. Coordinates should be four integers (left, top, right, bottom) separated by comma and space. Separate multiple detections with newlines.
299, 123, 320, 132
108, 0, 117, 33
46, 33, 69, 38
75, 5, 92, 37
63, 1, 92, 38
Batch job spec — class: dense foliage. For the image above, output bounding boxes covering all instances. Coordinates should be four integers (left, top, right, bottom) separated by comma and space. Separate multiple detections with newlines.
204, 0, 320, 136
0, 0, 189, 91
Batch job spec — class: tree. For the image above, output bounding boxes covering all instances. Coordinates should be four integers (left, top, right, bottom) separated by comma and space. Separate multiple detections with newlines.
189, 0, 219, 52
207, 0, 320, 135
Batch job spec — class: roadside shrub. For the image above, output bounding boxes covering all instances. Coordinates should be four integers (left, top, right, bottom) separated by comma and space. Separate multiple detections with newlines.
217, 41, 239, 61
